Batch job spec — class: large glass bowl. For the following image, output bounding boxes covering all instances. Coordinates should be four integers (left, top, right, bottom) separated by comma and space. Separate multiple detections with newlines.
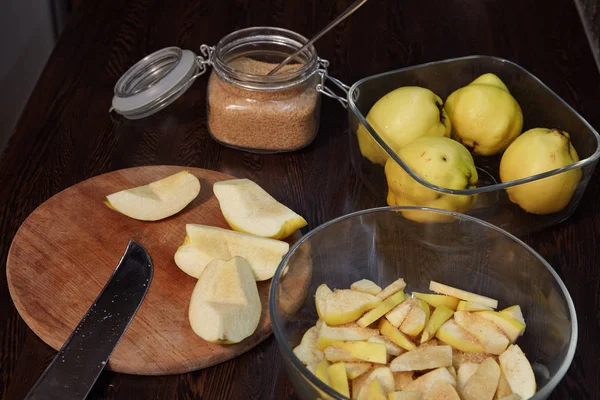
347, 56, 600, 237
270, 207, 577, 400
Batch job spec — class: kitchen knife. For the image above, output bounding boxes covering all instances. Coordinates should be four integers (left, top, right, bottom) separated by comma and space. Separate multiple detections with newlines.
24, 240, 153, 400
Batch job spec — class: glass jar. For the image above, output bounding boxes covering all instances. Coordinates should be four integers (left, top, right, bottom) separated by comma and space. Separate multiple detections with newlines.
110, 27, 349, 154
207, 27, 321, 153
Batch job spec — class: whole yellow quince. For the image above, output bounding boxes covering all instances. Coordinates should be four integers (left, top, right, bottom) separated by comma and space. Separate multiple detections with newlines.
357, 86, 451, 166
385, 136, 478, 222
500, 128, 582, 214
445, 73, 523, 156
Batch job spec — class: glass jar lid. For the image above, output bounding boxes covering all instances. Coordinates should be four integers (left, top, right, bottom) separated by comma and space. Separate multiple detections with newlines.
110, 46, 208, 119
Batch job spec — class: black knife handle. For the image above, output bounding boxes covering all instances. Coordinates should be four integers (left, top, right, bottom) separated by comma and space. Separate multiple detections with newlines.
25, 241, 153, 400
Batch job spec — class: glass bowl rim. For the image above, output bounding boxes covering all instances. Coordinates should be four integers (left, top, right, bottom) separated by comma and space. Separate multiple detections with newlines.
346, 55, 600, 195
212, 26, 320, 90
269, 205, 578, 400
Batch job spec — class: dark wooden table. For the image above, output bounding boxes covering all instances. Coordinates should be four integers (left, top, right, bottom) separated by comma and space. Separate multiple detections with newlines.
1, 0, 599, 398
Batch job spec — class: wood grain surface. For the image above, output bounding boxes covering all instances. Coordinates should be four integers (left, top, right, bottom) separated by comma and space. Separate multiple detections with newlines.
1, 0, 600, 399
6, 165, 283, 375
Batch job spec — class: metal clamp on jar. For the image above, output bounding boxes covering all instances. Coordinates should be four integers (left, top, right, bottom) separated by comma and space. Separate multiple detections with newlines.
111, 27, 349, 154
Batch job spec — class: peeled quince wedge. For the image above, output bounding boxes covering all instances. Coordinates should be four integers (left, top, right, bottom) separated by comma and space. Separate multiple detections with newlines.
435, 319, 485, 353
388, 391, 422, 400
399, 300, 428, 336
327, 362, 351, 397
351, 279, 383, 296
315, 284, 333, 320
496, 369, 514, 398
358, 290, 406, 327
188, 257, 261, 344
319, 289, 382, 326
315, 360, 331, 384
378, 278, 407, 300
213, 178, 307, 240
421, 305, 454, 343
324, 341, 387, 364
425, 381, 461, 400
454, 311, 509, 355
105, 170, 200, 221
499, 344, 537, 399
174, 224, 289, 281
293, 325, 324, 366
460, 357, 501, 400
457, 301, 493, 311
345, 362, 373, 379
404, 367, 456, 394
390, 345, 453, 372
352, 366, 395, 400
316, 323, 380, 350
363, 379, 387, 400
413, 292, 459, 310
367, 335, 404, 356
501, 305, 526, 326
457, 363, 479, 388
386, 299, 414, 328
379, 319, 417, 351
430, 281, 498, 309
476, 310, 526, 343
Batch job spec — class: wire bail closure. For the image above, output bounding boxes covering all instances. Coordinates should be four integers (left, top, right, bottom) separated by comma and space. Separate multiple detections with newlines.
192, 44, 214, 80
316, 58, 351, 108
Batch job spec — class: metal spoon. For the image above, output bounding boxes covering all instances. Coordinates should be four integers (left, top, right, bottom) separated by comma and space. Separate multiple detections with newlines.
267, 0, 369, 76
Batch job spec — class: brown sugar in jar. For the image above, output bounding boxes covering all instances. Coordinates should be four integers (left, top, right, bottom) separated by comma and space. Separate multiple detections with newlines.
207, 58, 321, 152
205, 27, 327, 153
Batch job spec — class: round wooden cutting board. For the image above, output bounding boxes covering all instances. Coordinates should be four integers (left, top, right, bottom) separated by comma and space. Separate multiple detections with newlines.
6, 165, 298, 375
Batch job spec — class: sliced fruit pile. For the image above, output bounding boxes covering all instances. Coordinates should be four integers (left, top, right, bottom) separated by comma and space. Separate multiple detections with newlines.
105, 172, 307, 344
294, 278, 536, 400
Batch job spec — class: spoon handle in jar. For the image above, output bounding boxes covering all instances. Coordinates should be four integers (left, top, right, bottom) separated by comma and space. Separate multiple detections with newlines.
267, 0, 370, 76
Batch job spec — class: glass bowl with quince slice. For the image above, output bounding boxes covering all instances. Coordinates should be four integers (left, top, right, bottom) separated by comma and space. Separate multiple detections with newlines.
269, 207, 576, 400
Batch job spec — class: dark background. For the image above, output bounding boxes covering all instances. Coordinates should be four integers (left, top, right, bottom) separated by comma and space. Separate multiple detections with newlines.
0, 0, 599, 154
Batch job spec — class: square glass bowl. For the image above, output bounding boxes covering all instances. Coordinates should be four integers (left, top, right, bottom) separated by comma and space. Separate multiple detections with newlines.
347, 55, 600, 236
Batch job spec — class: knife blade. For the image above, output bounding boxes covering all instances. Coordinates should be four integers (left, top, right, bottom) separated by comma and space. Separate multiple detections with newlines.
24, 240, 153, 400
